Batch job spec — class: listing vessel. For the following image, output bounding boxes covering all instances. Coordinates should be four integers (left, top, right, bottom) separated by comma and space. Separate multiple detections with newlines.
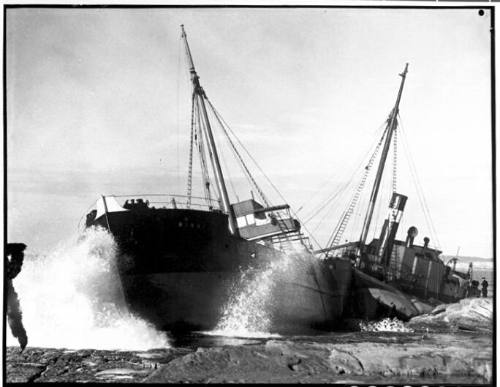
313, 64, 472, 320
84, 26, 352, 334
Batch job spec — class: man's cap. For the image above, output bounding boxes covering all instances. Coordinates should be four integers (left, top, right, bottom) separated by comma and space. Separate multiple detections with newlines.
6, 243, 27, 253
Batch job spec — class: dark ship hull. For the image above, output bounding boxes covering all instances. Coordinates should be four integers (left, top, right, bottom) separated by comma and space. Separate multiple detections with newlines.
87, 204, 352, 334
349, 268, 421, 320
82, 26, 354, 334
317, 65, 473, 321
326, 218, 471, 321
352, 237, 470, 320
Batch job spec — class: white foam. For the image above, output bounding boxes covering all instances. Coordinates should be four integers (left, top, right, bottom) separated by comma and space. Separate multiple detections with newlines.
213, 243, 308, 338
7, 227, 170, 351
204, 329, 281, 339
359, 318, 414, 333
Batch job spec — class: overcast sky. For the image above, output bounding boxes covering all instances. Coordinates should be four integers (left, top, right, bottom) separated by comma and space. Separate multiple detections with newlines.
6, 7, 493, 258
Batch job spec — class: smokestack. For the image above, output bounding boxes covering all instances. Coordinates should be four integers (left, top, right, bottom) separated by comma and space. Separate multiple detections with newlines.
406, 226, 418, 247
423, 237, 430, 249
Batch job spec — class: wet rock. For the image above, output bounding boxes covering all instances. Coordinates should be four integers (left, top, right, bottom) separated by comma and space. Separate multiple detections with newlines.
95, 368, 150, 381
287, 357, 302, 371
328, 348, 364, 374
145, 333, 491, 383
6, 347, 192, 383
6, 332, 492, 384
6, 362, 46, 383
408, 298, 493, 333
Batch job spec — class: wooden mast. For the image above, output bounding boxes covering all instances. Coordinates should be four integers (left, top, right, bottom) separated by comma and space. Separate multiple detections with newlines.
358, 63, 409, 249
181, 25, 239, 236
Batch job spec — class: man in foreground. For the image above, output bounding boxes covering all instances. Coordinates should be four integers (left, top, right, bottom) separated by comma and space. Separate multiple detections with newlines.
6, 243, 28, 351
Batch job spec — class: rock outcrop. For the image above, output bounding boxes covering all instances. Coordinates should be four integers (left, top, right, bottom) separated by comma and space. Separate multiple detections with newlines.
408, 298, 493, 333
7, 331, 492, 384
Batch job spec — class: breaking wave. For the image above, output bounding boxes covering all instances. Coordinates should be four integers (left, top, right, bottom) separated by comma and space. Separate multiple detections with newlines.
6, 227, 170, 350
212, 260, 287, 338
213, 243, 309, 338
359, 318, 414, 333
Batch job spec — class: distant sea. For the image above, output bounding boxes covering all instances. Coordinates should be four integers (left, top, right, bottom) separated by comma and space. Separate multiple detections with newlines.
473, 269, 494, 295
447, 256, 494, 294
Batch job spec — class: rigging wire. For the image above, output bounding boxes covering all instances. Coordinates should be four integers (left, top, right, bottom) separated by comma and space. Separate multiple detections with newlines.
175, 35, 183, 191
198, 98, 226, 210
309, 184, 349, 234
307, 126, 385, 250
186, 93, 196, 208
350, 190, 367, 244
194, 96, 215, 207
202, 96, 305, 247
325, 127, 387, 247
206, 103, 286, 205
179, 28, 317, 249
392, 126, 398, 193
204, 99, 325, 249
296, 169, 344, 215
370, 125, 398, 242
299, 120, 388, 220
207, 107, 240, 202
398, 113, 441, 248
206, 99, 271, 207
208, 99, 308, 248
304, 177, 353, 225
371, 158, 392, 241
296, 120, 389, 250
218, 144, 240, 202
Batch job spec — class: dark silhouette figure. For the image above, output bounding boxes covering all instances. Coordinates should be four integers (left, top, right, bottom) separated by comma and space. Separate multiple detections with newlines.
467, 280, 480, 298
6, 243, 28, 351
481, 278, 489, 298
85, 209, 97, 227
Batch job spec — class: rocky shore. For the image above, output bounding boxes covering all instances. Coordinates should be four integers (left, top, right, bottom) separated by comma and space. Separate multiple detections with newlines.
6, 331, 492, 384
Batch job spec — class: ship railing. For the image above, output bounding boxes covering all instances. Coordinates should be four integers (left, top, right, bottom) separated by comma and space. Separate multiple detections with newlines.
109, 193, 221, 211
78, 193, 222, 232
313, 241, 360, 258
258, 230, 314, 254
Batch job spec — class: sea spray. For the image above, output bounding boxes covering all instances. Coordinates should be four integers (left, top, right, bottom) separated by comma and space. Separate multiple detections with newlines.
213, 243, 310, 337
6, 227, 169, 350
359, 318, 414, 333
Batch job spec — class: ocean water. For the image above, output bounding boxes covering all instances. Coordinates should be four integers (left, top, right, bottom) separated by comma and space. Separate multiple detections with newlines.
455, 260, 494, 292
211, 244, 307, 338
473, 269, 494, 295
6, 227, 493, 352
6, 227, 169, 351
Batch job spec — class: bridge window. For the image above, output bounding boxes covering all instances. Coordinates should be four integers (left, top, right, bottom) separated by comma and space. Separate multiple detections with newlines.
236, 217, 247, 228
245, 214, 255, 225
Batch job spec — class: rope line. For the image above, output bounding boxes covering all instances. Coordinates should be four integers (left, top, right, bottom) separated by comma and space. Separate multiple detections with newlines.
298, 120, 388, 219
326, 128, 387, 248
204, 99, 329, 250
186, 93, 196, 208
398, 113, 441, 248
206, 99, 271, 207
392, 125, 398, 193
194, 96, 215, 207
203, 98, 309, 248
